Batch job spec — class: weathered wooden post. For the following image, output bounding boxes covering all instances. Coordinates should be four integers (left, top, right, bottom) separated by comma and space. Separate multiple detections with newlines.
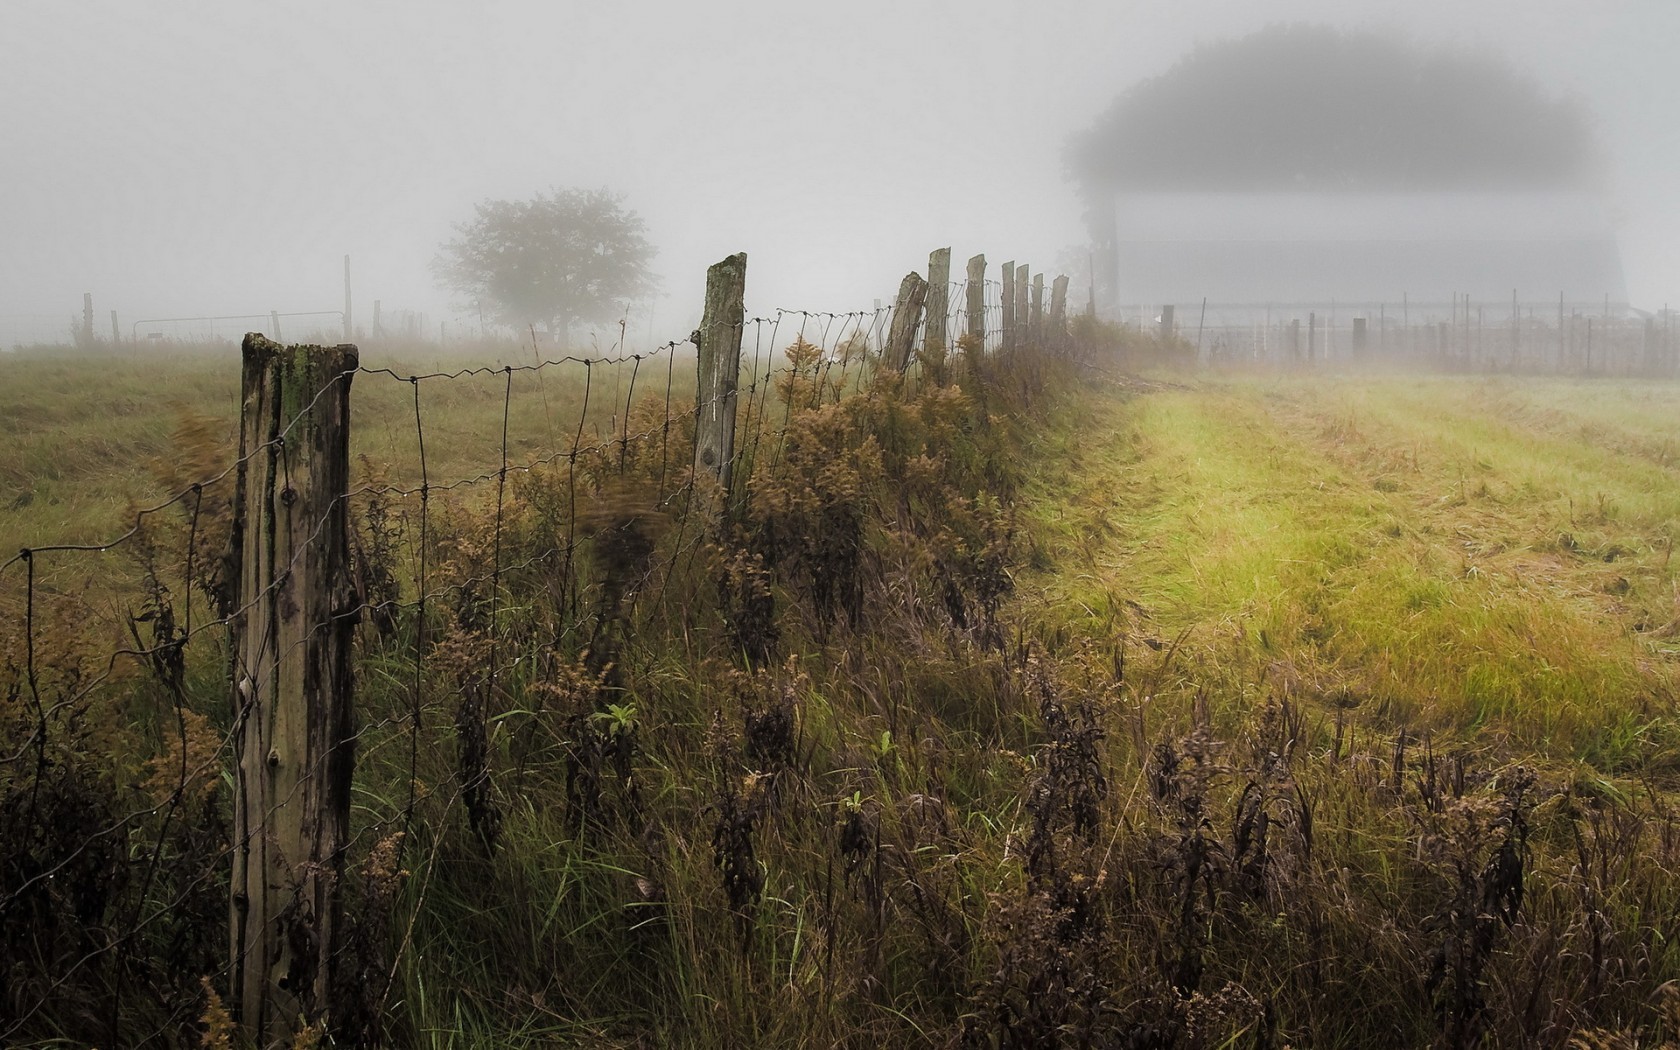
270, 311, 283, 341
110, 309, 120, 347
1307, 312, 1317, 363
1159, 304, 1175, 344
884, 271, 929, 373
82, 292, 94, 345
1030, 272, 1044, 346
1352, 317, 1368, 355
965, 254, 986, 346
230, 334, 358, 1046
925, 248, 950, 354
694, 252, 747, 503
1000, 261, 1016, 352
1049, 275, 1069, 346
1013, 265, 1030, 348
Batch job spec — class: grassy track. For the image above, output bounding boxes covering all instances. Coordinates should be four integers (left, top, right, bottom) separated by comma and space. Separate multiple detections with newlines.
1028, 371, 1680, 772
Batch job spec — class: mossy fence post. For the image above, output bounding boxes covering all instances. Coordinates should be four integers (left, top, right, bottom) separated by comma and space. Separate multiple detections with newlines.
1049, 274, 1069, 347
1001, 261, 1015, 352
885, 271, 929, 374
229, 333, 358, 1046
694, 252, 747, 512
1013, 264, 1030, 348
925, 247, 950, 355
965, 253, 986, 346
1030, 272, 1044, 345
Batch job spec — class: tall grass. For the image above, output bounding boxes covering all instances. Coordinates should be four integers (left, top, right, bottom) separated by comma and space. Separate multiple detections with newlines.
3, 338, 1680, 1047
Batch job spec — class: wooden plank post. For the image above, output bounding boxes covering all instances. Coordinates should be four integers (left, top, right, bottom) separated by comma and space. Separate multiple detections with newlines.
1013, 265, 1030, 348
1049, 275, 1069, 346
110, 309, 120, 347
693, 252, 747, 505
1030, 272, 1044, 346
82, 292, 94, 345
1000, 261, 1015, 352
884, 271, 929, 373
230, 334, 358, 1046
965, 254, 986, 346
1159, 303, 1175, 344
925, 248, 950, 354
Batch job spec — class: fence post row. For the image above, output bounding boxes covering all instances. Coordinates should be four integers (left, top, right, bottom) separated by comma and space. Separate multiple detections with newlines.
229, 333, 359, 1046
885, 271, 930, 373
925, 247, 950, 353
966, 254, 986, 344
693, 252, 747, 502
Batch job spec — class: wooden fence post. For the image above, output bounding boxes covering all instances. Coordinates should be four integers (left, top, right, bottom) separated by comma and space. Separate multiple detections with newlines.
1159, 304, 1175, 344
1049, 275, 1069, 345
965, 254, 986, 345
1030, 273, 1045, 346
694, 252, 747, 504
82, 292, 94, 345
1013, 265, 1030, 348
230, 334, 358, 1046
925, 248, 950, 354
1001, 262, 1015, 352
885, 271, 929, 373
110, 309, 120, 347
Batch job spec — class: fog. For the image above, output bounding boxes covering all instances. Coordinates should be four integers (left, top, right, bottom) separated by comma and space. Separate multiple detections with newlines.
2, 0, 1676, 346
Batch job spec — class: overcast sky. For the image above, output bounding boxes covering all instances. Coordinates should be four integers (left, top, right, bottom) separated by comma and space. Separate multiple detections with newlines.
2, 0, 1676, 346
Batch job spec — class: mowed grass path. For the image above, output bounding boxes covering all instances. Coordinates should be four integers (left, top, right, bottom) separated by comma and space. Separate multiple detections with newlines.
1029, 371, 1680, 772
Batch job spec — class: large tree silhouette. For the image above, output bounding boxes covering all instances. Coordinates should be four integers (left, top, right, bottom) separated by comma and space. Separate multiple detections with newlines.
436, 187, 655, 346
1067, 25, 1599, 195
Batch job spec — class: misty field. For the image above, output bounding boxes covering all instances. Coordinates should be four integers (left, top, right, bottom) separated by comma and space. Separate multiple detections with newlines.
8, 353, 1679, 763
4, 341, 1679, 1047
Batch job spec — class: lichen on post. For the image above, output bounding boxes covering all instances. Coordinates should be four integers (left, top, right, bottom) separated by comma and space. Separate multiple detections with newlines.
229, 333, 358, 1046
693, 253, 747, 511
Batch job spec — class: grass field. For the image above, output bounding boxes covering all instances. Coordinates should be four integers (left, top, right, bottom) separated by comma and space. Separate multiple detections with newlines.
0, 341, 680, 554
1028, 370, 1680, 771
5, 340, 1680, 1047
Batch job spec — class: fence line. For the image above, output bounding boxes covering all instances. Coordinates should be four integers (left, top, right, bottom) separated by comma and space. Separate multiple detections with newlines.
1127, 297, 1679, 376
0, 246, 1079, 1046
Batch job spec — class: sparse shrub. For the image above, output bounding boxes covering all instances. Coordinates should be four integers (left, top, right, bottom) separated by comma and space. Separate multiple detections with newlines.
717, 543, 778, 667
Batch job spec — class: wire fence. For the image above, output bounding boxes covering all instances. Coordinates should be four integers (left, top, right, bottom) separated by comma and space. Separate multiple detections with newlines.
0, 251, 1075, 1045
1127, 298, 1680, 375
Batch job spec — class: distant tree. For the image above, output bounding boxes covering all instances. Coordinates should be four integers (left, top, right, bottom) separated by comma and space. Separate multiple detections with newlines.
436, 187, 655, 347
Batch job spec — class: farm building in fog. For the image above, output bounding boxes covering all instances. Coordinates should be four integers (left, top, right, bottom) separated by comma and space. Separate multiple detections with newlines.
1069, 26, 1627, 319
